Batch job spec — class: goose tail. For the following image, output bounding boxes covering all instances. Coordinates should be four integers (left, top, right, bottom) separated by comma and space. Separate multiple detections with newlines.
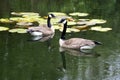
93, 41, 102, 45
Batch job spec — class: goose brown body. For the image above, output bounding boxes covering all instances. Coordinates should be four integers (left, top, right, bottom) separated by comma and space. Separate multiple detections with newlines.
59, 38, 95, 50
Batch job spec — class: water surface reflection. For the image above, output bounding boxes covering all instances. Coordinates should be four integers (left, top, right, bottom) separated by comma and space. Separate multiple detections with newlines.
0, 0, 120, 80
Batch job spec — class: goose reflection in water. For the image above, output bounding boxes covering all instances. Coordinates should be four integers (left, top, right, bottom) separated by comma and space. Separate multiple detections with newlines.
29, 33, 54, 42
59, 47, 100, 57
27, 34, 54, 51
58, 47, 100, 72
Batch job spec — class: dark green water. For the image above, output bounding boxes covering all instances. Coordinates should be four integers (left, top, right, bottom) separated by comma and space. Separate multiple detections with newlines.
0, 0, 120, 80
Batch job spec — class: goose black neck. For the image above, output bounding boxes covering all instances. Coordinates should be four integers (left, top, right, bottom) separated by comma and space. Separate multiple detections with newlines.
47, 17, 51, 28
61, 22, 67, 39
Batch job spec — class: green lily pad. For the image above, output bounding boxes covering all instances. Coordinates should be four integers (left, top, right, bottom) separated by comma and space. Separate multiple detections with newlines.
89, 19, 107, 24
37, 18, 47, 24
78, 19, 90, 21
86, 21, 96, 26
68, 21, 76, 25
59, 27, 71, 33
53, 25, 61, 30
10, 17, 24, 22
22, 15, 40, 18
70, 28, 80, 32
59, 27, 80, 33
90, 26, 112, 32
16, 22, 33, 26
0, 26, 9, 31
69, 12, 89, 17
51, 18, 61, 24
11, 12, 39, 16
0, 18, 13, 23
76, 21, 87, 25
72, 25, 89, 30
9, 28, 27, 33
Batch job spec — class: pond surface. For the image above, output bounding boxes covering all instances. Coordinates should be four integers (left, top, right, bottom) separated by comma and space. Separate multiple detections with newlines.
0, 0, 120, 80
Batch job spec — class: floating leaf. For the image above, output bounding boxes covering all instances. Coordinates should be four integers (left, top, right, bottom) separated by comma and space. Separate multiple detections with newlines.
37, 18, 47, 24
22, 15, 40, 18
59, 28, 71, 33
11, 12, 23, 16
51, 18, 61, 24
59, 27, 80, 33
0, 26, 9, 31
10, 17, 39, 23
48, 12, 67, 16
76, 21, 87, 25
70, 28, 80, 32
98, 28, 112, 32
11, 12, 39, 16
86, 21, 96, 26
16, 22, 33, 26
69, 12, 89, 17
72, 25, 89, 30
53, 25, 61, 30
78, 19, 90, 21
68, 21, 76, 25
90, 26, 112, 32
0, 18, 13, 23
10, 17, 24, 22
90, 19, 107, 24
9, 28, 27, 33
90, 26, 102, 31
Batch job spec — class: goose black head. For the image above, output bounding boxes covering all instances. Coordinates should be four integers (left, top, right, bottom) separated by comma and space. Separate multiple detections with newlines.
48, 14, 55, 18
58, 18, 67, 24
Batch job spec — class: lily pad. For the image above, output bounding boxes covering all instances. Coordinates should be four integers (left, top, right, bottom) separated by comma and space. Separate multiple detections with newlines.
78, 19, 90, 21
37, 18, 47, 24
16, 22, 33, 26
72, 25, 89, 30
9, 28, 27, 33
10, 17, 24, 22
59, 27, 80, 33
86, 21, 96, 26
22, 14, 40, 18
0, 26, 9, 31
11, 12, 39, 16
89, 19, 107, 24
0, 18, 13, 23
76, 21, 87, 25
59, 27, 71, 33
53, 25, 61, 30
90, 26, 112, 32
68, 21, 76, 25
69, 12, 89, 17
70, 28, 80, 32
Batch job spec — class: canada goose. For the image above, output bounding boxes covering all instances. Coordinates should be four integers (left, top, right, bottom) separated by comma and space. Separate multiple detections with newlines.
27, 14, 55, 36
59, 18, 102, 50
